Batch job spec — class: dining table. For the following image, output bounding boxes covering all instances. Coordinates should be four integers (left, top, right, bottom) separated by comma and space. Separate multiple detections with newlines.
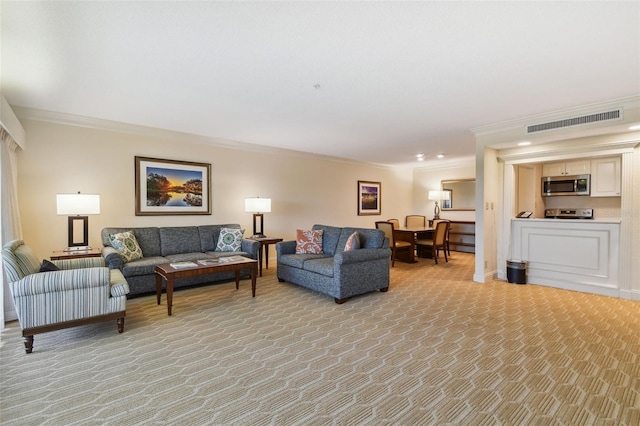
393, 226, 435, 263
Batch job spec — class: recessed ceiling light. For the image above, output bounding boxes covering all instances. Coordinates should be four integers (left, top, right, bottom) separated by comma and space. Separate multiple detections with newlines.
436, 154, 444, 159
629, 124, 640, 130
517, 141, 531, 146
417, 157, 424, 161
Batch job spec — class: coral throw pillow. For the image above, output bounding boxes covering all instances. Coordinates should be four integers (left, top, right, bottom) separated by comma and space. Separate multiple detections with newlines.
296, 229, 323, 254
344, 232, 360, 251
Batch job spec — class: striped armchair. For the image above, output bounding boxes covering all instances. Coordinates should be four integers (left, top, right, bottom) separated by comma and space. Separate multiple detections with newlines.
2, 240, 130, 353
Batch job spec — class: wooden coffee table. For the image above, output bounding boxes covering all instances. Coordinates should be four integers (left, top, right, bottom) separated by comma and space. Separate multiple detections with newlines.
154, 257, 258, 316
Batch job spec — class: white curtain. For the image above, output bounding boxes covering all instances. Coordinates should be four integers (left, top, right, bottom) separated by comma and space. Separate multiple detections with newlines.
1, 127, 23, 325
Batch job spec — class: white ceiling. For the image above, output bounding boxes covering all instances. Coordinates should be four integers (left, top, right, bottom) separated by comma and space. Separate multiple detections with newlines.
2, 1, 639, 167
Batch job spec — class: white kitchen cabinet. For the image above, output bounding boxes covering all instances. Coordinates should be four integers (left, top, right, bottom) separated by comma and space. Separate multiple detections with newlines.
542, 159, 590, 176
591, 156, 621, 197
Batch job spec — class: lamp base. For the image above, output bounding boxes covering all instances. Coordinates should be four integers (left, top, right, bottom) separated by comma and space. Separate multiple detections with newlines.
64, 245, 92, 252
251, 234, 267, 239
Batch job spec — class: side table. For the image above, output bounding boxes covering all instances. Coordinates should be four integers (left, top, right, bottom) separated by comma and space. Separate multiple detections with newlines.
248, 237, 283, 276
51, 248, 102, 260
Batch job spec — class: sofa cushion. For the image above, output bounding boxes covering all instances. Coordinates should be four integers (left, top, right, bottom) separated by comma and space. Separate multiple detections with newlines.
279, 253, 332, 269
160, 227, 201, 256
109, 231, 144, 262
102, 227, 162, 257
303, 257, 335, 277
344, 232, 360, 251
311, 225, 342, 255
121, 256, 168, 277
217, 228, 244, 252
296, 229, 323, 254
337, 227, 385, 250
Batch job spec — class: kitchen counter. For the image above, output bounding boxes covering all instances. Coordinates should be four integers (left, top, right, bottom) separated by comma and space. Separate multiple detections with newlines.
512, 217, 621, 224
510, 219, 620, 297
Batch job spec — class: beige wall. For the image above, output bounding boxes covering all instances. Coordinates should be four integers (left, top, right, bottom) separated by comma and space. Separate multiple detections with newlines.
412, 162, 476, 223
16, 118, 414, 259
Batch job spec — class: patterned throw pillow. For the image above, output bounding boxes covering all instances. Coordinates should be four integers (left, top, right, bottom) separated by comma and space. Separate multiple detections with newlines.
344, 232, 360, 251
109, 231, 143, 262
216, 228, 244, 252
296, 229, 324, 254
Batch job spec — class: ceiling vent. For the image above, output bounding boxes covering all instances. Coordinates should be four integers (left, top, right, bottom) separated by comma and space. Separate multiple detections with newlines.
526, 109, 623, 134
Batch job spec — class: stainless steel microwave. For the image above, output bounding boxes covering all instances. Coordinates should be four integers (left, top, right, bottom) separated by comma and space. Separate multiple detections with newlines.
542, 174, 590, 196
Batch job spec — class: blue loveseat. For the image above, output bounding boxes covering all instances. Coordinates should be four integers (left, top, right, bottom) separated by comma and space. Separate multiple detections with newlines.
276, 224, 391, 303
101, 225, 259, 296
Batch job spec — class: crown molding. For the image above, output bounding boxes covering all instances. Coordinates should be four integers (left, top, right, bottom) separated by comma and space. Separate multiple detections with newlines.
12, 105, 394, 169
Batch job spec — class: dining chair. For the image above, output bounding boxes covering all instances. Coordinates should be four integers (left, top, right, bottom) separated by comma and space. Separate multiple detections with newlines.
415, 220, 450, 264
405, 215, 426, 228
386, 218, 400, 229
375, 221, 411, 267
432, 219, 451, 257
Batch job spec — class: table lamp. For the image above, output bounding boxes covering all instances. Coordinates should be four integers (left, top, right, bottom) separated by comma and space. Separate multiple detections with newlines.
56, 192, 101, 251
428, 190, 448, 220
244, 197, 271, 238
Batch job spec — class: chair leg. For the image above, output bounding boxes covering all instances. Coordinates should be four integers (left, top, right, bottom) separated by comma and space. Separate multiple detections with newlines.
117, 317, 125, 333
391, 248, 396, 267
23, 335, 34, 354
433, 245, 438, 264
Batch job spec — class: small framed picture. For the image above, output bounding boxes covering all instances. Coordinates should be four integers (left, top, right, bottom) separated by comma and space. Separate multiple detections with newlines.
135, 156, 211, 215
357, 181, 381, 215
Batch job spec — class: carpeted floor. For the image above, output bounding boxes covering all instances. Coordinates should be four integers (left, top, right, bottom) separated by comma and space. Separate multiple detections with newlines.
1, 252, 638, 425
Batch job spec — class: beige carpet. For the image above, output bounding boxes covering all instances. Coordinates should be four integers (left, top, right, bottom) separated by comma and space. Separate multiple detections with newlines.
1, 252, 638, 425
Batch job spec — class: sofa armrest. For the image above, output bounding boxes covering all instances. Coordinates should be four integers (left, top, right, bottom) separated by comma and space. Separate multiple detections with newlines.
276, 240, 297, 256
102, 246, 123, 270
334, 247, 392, 265
9, 267, 110, 297
109, 269, 130, 297
241, 238, 260, 260
52, 257, 105, 270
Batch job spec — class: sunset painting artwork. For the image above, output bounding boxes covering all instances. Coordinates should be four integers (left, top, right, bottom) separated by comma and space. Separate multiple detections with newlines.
146, 167, 203, 207
360, 185, 378, 209
135, 156, 211, 216
358, 181, 381, 215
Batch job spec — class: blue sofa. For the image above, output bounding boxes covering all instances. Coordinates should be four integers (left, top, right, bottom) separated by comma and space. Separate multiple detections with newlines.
276, 224, 391, 303
101, 225, 259, 296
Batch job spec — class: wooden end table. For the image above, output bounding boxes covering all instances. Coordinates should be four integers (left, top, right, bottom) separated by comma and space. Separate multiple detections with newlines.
154, 257, 258, 316
51, 248, 102, 260
248, 237, 283, 276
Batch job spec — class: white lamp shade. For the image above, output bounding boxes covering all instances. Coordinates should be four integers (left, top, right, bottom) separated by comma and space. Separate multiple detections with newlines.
56, 193, 101, 215
244, 197, 271, 213
428, 191, 442, 201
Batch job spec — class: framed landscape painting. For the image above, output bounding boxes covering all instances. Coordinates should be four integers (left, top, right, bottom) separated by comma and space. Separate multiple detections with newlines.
135, 156, 211, 215
357, 180, 381, 215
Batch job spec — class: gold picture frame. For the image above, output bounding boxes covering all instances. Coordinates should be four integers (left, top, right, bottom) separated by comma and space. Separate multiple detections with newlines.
135, 156, 211, 215
357, 181, 381, 216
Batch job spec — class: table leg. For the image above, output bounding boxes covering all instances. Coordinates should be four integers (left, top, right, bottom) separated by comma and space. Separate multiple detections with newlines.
251, 263, 257, 297
166, 277, 174, 316
235, 270, 240, 290
155, 273, 163, 305
264, 245, 270, 272
258, 244, 264, 277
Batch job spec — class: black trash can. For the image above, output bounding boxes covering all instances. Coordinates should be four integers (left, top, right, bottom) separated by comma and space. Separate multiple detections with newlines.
506, 260, 527, 284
